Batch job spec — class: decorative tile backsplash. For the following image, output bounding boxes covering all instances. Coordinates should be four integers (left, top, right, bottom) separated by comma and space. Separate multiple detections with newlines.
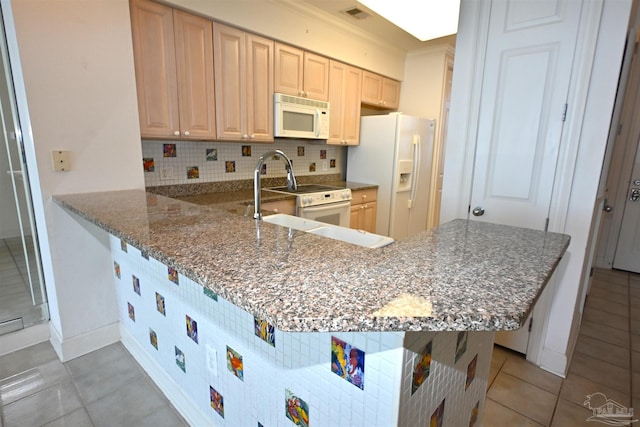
141, 139, 346, 187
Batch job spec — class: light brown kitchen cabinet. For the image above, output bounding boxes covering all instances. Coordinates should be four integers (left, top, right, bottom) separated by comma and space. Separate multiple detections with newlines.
327, 60, 362, 146
213, 23, 274, 142
274, 43, 329, 101
350, 188, 377, 233
130, 0, 216, 140
261, 198, 295, 215
361, 70, 400, 109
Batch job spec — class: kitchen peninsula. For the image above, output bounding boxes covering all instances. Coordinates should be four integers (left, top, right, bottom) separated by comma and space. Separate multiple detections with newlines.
54, 189, 569, 427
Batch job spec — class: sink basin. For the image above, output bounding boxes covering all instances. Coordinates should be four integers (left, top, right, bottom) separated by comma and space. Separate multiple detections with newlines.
308, 226, 395, 248
261, 214, 324, 231
261, 214, 394, 248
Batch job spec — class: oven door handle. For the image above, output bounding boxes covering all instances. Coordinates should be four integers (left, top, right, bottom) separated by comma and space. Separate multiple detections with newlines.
299, 200, 351, 213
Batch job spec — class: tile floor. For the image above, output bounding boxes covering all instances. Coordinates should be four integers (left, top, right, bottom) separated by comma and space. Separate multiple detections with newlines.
0, 268, 636, 426
484, 268, 638, 426
0, 237, 46, 328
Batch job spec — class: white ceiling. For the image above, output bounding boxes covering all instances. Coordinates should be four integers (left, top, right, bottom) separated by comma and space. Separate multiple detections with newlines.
298, 0, 456, 52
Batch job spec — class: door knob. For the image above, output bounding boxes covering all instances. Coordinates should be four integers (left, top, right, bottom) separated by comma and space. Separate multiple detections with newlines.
603, 204, 613, 212
472, 207, 485, 216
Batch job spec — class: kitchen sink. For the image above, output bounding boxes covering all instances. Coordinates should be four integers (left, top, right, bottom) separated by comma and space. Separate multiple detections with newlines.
261, 214, 394, 248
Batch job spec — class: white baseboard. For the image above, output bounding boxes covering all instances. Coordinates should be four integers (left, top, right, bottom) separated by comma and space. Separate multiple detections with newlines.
120, 325, 212, 427
539, 347, 568, 378
0, 322, 50, 357
49, 321, 120, 362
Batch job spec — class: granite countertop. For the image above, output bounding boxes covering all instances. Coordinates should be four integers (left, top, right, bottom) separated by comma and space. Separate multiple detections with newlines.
53, 190, 570, 333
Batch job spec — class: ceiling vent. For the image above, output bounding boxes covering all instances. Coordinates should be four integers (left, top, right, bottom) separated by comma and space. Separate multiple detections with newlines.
342, 7, 370, 20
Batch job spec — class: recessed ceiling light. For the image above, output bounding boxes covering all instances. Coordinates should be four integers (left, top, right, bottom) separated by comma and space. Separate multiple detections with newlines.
357, 0, 460, 41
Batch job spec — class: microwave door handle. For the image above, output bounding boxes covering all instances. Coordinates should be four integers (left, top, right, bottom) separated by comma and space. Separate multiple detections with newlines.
315, 109, 320, 137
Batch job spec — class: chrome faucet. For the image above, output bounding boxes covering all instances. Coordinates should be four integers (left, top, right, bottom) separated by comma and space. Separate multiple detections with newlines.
254, 149, 297, 219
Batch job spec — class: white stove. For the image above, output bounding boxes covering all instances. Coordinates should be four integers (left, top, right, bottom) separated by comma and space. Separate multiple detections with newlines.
266, 184, 352, 226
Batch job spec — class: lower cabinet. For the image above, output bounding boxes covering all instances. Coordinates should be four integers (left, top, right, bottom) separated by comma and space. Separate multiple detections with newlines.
350, 188, 377, 233
261, 198, 295, 215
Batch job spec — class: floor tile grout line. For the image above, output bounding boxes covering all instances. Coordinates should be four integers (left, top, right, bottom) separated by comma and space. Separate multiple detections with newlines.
485, 396, 546, 426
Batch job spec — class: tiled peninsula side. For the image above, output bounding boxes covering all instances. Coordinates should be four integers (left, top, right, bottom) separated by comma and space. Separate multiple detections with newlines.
54, 190, 569, 427
113, 236, 491, 426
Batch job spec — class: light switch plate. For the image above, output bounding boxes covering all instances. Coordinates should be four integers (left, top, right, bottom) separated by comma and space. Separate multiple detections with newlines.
206, 345, 217, 376
160, 167, 174, 180
52, 150, 71, 172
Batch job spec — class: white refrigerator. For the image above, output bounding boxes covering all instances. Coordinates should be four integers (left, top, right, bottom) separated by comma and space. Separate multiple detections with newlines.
347, 113, 435, 240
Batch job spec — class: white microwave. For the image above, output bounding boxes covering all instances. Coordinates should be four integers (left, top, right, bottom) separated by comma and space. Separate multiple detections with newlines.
274, 93, 330, 139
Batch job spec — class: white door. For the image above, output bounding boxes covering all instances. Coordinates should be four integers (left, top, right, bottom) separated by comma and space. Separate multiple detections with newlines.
469, 0, 583, 353
613, 143, 640, 273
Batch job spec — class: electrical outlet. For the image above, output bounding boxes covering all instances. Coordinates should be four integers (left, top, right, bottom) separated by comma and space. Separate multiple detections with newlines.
160, 167, 174, 180
52, 150, 71, 172
322, 161, 328, 171
206, 345, 217, 376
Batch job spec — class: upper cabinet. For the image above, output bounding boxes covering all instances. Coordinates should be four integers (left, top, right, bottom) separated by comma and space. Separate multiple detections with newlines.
130, 0, 216, 140
361, 70, 400, 110
274, 43, 329, 101
327, 60, 362, 146
213, 23, 274, 142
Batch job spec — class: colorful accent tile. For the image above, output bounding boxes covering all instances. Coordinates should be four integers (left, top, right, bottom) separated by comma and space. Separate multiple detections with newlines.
225, 161, 236, 173
260, 163, 267, 175
331, 336, 364, 389
163, 143, 176, 157
455, 331, 468, 363
254, 317, 275, 347
149, 328, 158, 350
156, 292, 165, 316
430, 399, 445, 427
132, 275, 140, 296
168, 267, 179, 285
285, 389, 309, 427
469, 401, 479, 427
127, 303, 135, 321
187, 166, 199, 179
309, 162, 316, 172
297, 146, 305, 156
226, 346, 244, 381
120, 239, 127, 252
466, 354, 478, 390
175, 346, 186, 372
241, 145, 252, 156
210, 386, 224, 418
203, 287, 218, 301
113, 261, 121, 279
141, 250, 149, 260
330, 159, 336, 168
411, 340, 432, 394
206, 148, 217, 161
320, 149, 326, 159
186, 315, 198, 343
143, 157, 155, 172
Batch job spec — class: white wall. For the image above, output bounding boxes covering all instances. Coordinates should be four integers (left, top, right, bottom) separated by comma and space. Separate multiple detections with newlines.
9, 0, 145, 359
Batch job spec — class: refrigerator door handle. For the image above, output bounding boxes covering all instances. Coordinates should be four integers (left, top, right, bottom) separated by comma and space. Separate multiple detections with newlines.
409, 135, 420, 208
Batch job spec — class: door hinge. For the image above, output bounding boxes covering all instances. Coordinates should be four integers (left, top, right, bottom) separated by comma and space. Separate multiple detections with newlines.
468, 205, 471, 213
562, 103, 568, 122
544, 218, 549, 232
618, 123, 623, 135
528, 318, 533, 332
590, 267, 594, 277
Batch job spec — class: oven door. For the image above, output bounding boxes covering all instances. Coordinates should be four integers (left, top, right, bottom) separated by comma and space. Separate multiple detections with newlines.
298, 200, 351, 227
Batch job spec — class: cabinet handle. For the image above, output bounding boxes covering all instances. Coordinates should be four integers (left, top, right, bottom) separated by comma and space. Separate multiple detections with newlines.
242, 134, 248, 139
184, 130, 190, 136
174, 131, 180, 136
362, 195, 367, 200
250, 134, 255, 139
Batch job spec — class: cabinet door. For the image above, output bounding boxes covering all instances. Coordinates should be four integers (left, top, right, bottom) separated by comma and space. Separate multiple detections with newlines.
213, 23, 246, 140
361, 202, 377, 233
381, 78, 400, 110
350, 204, 362, 230
246, 34, 274, 142
303, 52, 329, 101
130, 0, 179, 138
342, 65, 362, 144
174, 10, 216, 140
328, 60, 361, 145
274, 43, 303, 97
361, 70, 383, 106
